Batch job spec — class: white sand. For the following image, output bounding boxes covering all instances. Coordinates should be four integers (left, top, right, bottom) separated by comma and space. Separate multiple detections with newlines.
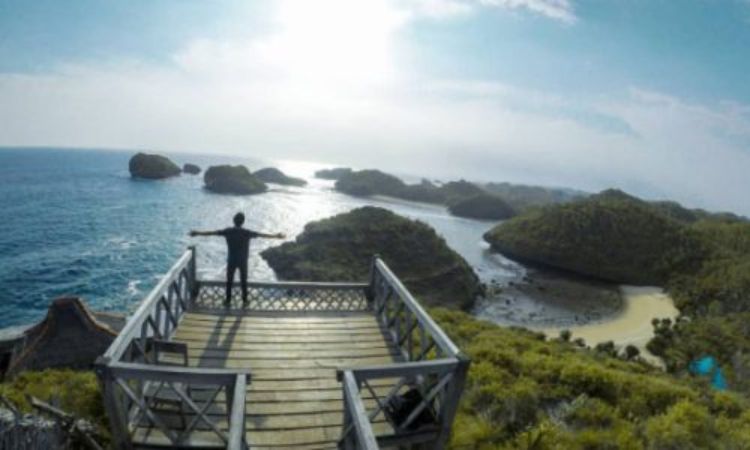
540, 286, 679, 366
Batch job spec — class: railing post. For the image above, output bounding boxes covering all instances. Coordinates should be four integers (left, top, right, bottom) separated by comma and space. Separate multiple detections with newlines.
365, 254, 379, 303
188, 245, 198, 305
94, 357, 132, 450
435, 353, 471, 450
228, 374, 248, 450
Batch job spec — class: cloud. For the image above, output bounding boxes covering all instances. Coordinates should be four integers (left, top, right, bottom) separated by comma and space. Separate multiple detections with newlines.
408, 0, 578, 24
1, 0, 749, 216
478, 0, 577, 23
400, 0, 577, 23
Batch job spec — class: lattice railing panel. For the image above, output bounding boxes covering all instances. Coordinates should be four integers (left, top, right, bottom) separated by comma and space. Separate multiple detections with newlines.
338, 361, 458, 450
101, 363, 247, 449
193, 281, 371, 312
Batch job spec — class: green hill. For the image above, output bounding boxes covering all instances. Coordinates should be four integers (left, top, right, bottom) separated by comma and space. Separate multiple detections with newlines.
433, 308, 750, 449
483, 188, 750, 395
483, 181, 585, 212
261, 207, 483, 309
483, 191, 701, 285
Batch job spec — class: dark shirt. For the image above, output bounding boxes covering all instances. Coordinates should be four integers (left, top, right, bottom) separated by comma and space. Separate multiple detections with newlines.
218, 227, 260, 266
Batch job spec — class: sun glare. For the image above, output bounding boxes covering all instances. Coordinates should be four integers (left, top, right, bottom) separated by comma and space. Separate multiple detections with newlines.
260, 0, 406, 85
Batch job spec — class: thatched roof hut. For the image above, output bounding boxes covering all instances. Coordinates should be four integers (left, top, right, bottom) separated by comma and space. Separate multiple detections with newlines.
4, 297, 118, 378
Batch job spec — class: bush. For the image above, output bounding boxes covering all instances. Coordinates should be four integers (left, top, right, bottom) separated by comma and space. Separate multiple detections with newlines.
0, 369, 106, 432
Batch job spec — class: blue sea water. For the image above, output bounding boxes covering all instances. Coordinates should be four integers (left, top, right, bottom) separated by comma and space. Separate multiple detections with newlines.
0, 148, 521, 329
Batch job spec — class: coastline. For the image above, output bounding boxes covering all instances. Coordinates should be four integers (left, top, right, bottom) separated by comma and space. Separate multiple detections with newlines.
541, 286, 679, 365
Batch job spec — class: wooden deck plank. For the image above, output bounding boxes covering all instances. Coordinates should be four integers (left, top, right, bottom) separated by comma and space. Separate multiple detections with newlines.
178, 340, 392, 351
173, 333, 391, 344
184, 347, 398, 360
137, 411, 388, 431
174, 325, 388, 337
134, 310, 401, 449
132, 423, 393, 448
182, 312, 377, 323
178, 322, 384, 332
183, 355, 397, 369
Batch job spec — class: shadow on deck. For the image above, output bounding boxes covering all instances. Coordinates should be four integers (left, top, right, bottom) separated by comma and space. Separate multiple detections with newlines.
95, 247, 470, 450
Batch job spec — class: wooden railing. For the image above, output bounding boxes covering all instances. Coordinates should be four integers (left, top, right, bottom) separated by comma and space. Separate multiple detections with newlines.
99, 362, 249, 449
337, 257, 471, 450
102, 247, 196, 364
96, 247, 248, 449
97, 250, 469, 450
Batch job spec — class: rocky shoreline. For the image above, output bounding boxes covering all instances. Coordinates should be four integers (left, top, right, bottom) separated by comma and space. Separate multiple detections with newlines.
476, 265, 624, 328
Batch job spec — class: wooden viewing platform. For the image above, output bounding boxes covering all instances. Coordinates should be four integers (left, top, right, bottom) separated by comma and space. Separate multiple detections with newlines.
95, 247, 470, 450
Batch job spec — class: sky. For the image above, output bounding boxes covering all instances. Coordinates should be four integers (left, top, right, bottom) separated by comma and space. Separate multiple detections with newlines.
0, 0, 749, 215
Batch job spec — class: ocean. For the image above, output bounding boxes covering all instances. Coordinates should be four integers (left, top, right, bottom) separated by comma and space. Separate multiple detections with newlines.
0, 148, 525, 329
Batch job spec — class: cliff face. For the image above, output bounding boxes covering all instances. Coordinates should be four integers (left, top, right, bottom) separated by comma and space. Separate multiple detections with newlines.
203, 165, 267, 195
261, 207, 483, 310
128, 153, 181, 179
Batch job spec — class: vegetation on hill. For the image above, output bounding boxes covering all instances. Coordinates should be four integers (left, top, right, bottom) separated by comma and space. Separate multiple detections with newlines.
203, 165, 267, 195
652, 200, 747, 224
0, 369, 107, 433
261, 207, 483, 309
128, 152, 181, 179
433, 308, 750, 449
667, 220, 750, 315
448, 193, 515, 220
437, 180, 485, 202
483, 191, 701, 285
253, 167, 307, 186
483, 181, 585, 212
484, 187, 750, 395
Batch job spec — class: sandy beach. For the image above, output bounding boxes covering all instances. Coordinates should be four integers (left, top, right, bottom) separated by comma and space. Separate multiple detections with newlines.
541, 286, 679, 365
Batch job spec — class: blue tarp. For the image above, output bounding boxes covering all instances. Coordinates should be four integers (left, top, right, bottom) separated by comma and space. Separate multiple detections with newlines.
689, 356, 727, 390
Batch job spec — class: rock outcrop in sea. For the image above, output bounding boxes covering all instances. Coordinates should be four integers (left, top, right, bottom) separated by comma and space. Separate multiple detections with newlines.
261, 206, 483, 310
128, 153, 181, 179
334, 169, 406, 197
253, 167, 307, 186
182, 163, 201, 175
203, 165, 267, 195
314, 167, 353, 180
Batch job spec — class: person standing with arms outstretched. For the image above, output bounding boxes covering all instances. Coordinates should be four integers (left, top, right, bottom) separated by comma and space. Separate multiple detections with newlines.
189, 212, 285, 306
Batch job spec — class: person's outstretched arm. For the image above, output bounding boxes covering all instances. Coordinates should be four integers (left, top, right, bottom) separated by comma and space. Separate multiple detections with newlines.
189, 230, 222, 237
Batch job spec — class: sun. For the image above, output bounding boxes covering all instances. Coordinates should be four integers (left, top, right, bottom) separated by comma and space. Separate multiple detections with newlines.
260, 0, 407, 86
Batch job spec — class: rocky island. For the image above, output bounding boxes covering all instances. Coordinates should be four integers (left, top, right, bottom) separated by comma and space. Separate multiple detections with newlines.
483, 181, 586, 212
261, 206, 483, 309
253, 167, 307, 186
314, 167, 353, 180
203, 165, 267, 195
483, 189, 700, 285
128, 152, 181, 179
333, 170, 503, 214
182, 163, 201, 175
448, 193, 515, 220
